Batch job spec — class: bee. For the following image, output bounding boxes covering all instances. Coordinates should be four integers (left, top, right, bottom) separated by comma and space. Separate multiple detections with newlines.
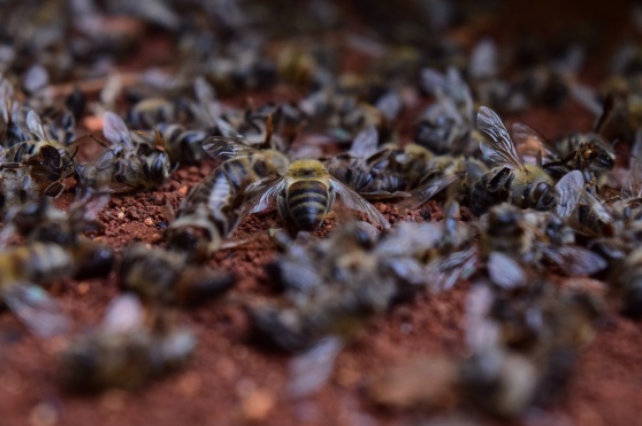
80, 112, 171, 193
167, 136, 290, 260
253, 222, 395, 352
469, 107, 558, 216
545, 132, 615, 182
0, 243, 74, 337
323, 126, 410, 199
0, 110, 78, 199
461, 282, 602, 418
1, 191, 114, 280
127, 97, 182, 129
245, 158, 390, 231
60, 294, 195, 391
415, 67, 483, 156
482, 202, 607, 280
119, 245, 235, 307
154, 123, 210, 165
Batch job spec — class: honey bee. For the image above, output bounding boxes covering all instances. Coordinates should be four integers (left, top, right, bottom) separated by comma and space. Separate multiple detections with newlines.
482, 202, 607, 280
415, 67, 483, 156
154, 123, 210, 165
80, 111, 171, 193
0, 191, 114, 280
119, 245, 235, 307
60, 294, 195, 391
245, 158, 390, 231
167, 136, 290, 260
323, 126, 410, 199
0, 243, 74, 337
0, 110, 78, 199
469, 107, 558, 215
127, 97, 182, 129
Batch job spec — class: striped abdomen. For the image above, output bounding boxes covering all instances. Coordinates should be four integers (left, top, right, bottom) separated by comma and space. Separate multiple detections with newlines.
286, 180, 330, 231
181, 159, 253, 236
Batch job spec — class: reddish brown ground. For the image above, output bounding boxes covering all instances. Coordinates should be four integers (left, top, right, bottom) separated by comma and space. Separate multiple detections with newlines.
2, 1, 642, 425
0, 96, 638, 426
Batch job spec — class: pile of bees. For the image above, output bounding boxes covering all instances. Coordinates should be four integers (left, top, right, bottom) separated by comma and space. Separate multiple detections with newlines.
1, 0, 641, 422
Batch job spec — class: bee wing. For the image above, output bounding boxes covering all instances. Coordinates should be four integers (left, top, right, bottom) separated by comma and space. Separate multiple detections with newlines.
512, 122, 555, 166
568, 81, 602, 116
202, 136, 254, 161
487, 252, 527, 289
622, 129, 642, 199
425, 246, 478, 292
2, 283, 70, 337
194, 75, 215, 106
398, 173, 460, 209
26, 110, 48, 140
541, 245, 607, 276
582, 191, 614, 225
71, 189, 110, 222
103, 111, 132, 148
350, 125, 379, 158
102, 293, 144, 333
420, 68, 447, 96
330, 177, 390, 229
477, 106, 524, 170
288, 336, 344, 398
241, 177, 287, 215
376, 91, 402, 122
555, 170, 584, 218
469, 38, 498, 80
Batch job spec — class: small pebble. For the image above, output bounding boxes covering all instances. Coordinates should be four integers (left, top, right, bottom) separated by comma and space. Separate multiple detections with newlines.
144, 217, 154, 226
241, 389, 276, 422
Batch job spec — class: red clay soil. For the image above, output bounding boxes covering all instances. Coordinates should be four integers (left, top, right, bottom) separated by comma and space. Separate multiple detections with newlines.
0, 99, 639, 426
2, 2, 642, 425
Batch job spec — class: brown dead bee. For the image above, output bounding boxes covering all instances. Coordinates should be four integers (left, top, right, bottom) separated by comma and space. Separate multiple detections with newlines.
80, 112, 171, 194
469, 107, 558, 215
244, 158, 390, 231
60, 294, 195, 391
119, 245, 235, 308
167, 136, 290, 260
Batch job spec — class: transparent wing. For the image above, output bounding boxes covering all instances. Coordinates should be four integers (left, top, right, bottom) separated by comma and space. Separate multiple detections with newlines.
541, 245, 607, 276
623, 130, 642, 199
350, 125, 379, 158
425, 247, 478, 292
288, 336, 344, 398
375, 91, 402, 122
242, 177, 287, 215
512, 122, 555, 165
582, 191, 614, 225
194, 75, 215, 106
2, 283, 70, 337
330, 178, 390, 229
469, 38, 498, 80
477, 106, 524, 170
103, 111, 132, 148
555, 170, 584, 218
568, 81, 602, 116
71, 189, 111, 222
26, 110, 47, 140
102, 293, 144, 333
487, 252, 527, 289
421, 68, 447, 96
398, 173, 460, 209
202, 135, 254, 161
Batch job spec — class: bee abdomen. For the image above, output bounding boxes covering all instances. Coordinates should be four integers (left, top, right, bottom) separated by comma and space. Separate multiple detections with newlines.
287, 181, 329, 230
